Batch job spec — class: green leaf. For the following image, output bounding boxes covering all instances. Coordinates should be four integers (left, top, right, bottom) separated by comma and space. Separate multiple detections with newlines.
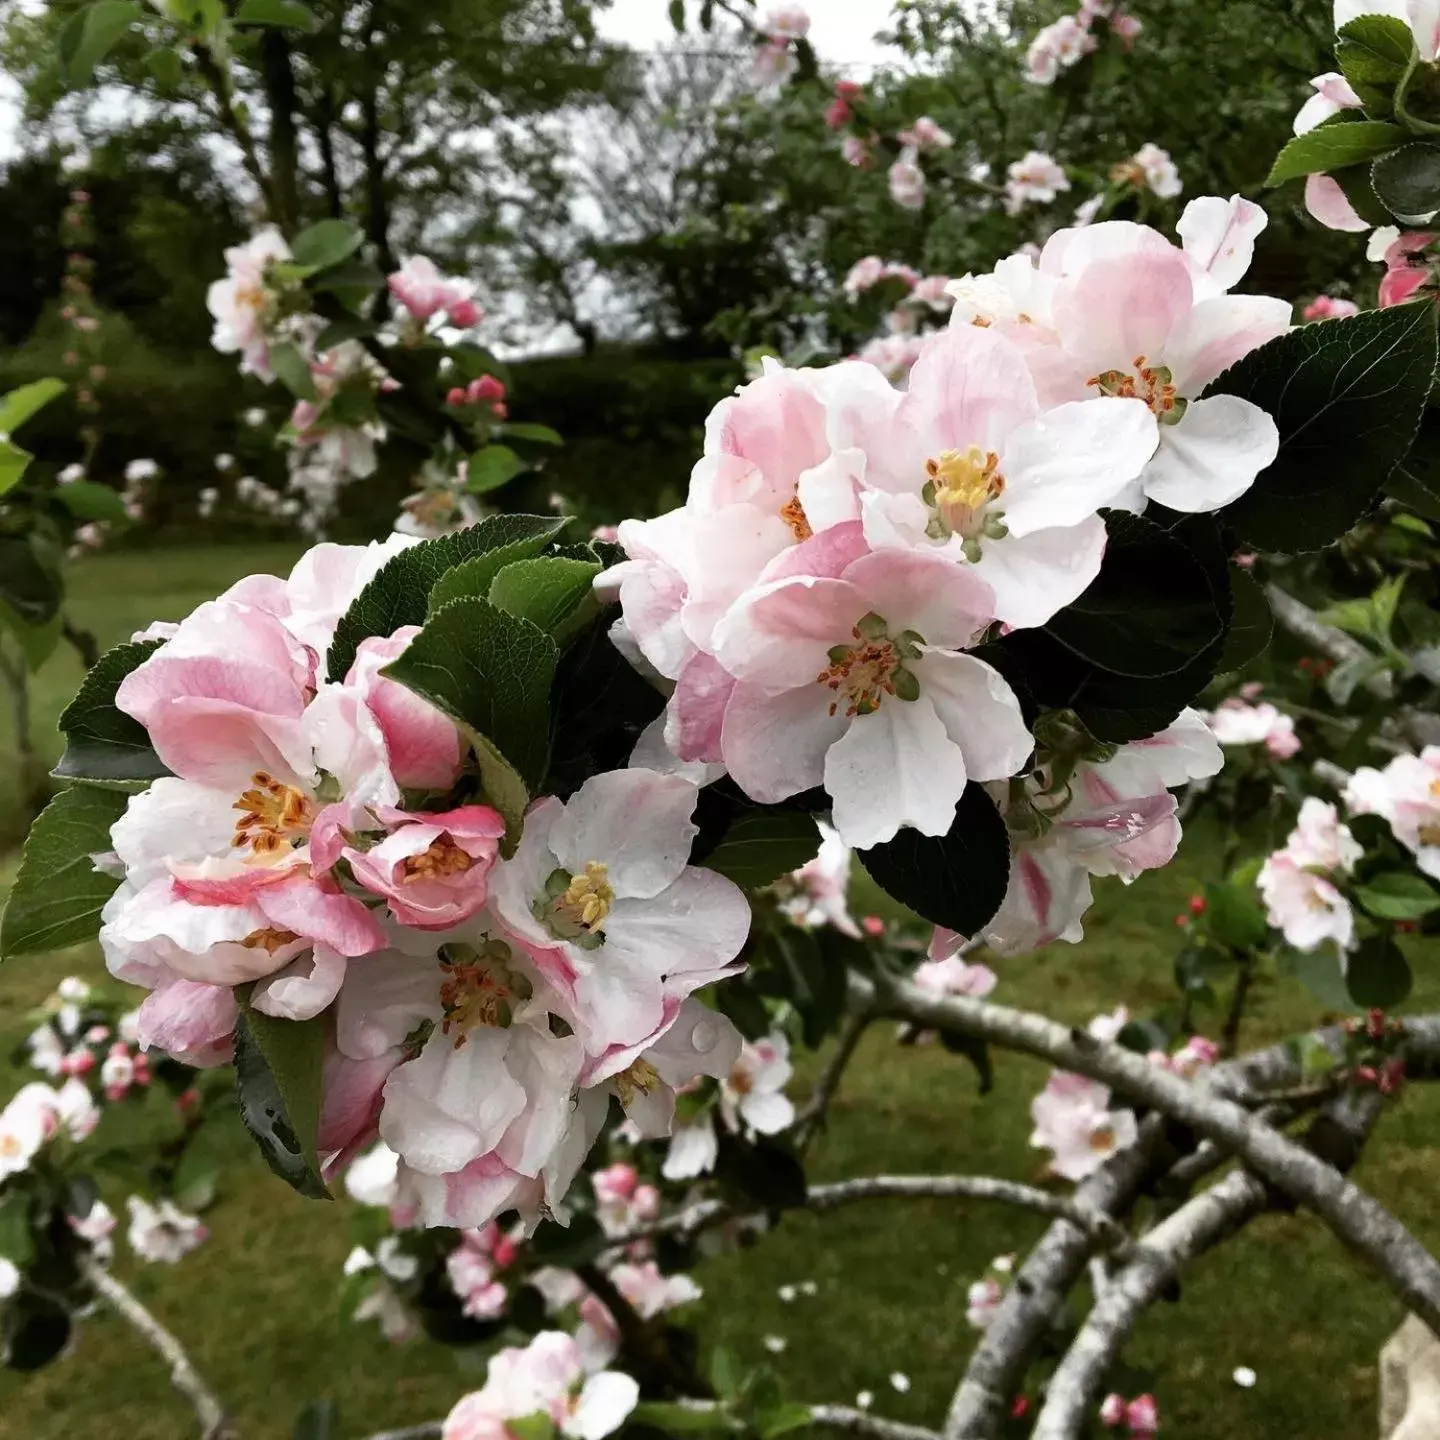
1203, 878, 1269, 950
0, 532, 64, 625
487, 556, 602, 647
1355, 871, 1440, 920
59, 1, 142, 88
4, 1296, 71, 1372
1215, 567, 1272, 674
938, 1029, 994, 1093
1346, 934, 1413, 1008
0, 1193, 34, 1267
1208, 302, 1438, 550
0, 379, 65, 436
497, 422, 564, 446
289, 219, 363, 271
56, 480, 130, 525
146, 45, 183, 87
234, 1005, 329, 1200
632, 1403, 743, 1435
0, 787, 128, 958
715, 1133, 808, 1210
858, 784, 1010, 935
1332, 160, 1396, 224
506, 1416, 556, 1440
1278, 944, 1355, 1010
327, 514, 566, 681
53, 641, 170, 789
0, 604, 62, 673
1265, 120, 1407, 186
467, 444, 529, 496
314, 317, 379, 351
669, 0, 686, 30
0, 440, 33, 495
1373, 141, 1440, 218
270, 342, 317, 401
235, 0, 319, 28
382, 597, 559, 792
528, 1211, 605, 1268
704, 811, 820, 889
1044, 511, 1222, 678
1337, 14, 1417, 118
759, 1404, 816, 1440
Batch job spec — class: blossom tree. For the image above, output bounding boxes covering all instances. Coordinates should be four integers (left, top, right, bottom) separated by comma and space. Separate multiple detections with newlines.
5, 4, 1440, 1440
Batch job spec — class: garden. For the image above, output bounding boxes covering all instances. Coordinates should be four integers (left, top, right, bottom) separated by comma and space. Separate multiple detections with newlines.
2, 2, 1440, 1438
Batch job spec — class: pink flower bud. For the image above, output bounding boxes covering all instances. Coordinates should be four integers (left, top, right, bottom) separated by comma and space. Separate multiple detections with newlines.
447, 298, 482, 328
824, 97, 852, 129
446, 386, 469, 407
1099, 1394, 1126, 1427
861, 915, 886, 937
470, 374, 506, 403
1125, 1395, 1158, 1434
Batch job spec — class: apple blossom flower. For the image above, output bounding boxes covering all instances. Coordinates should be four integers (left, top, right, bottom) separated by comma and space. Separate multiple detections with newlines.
661, 1117, 720, 1181
1030, 1071, 1139, 1180
388, 256, 481, 330
842, 135, 874, 168
489, 769, 750, 1049
1100, 1393, 1127, 1427
592, 1163, 661, 1235
914, 947, 998, 1000
889, 151, 927, 210
1302, 294, 1360, 321
611, 1259, 702, 1316
1004, 151, 1071, 213
447, 1227, 512, 1319
952, 200, 1289, 513
844, 256, 889, 296
1110, 10, 1142, 44
1025, 15, 1095, 85
1126, 1395, 1159, 1433
69, 1199, 117, 1262
1257, 798, 1362, 953
706, 536, 1032, 847
442, 1331, 639, 1440
124, 458, 159, 483
720, 1032, 795, 1136
781, 821, 860, 937
1379, 231, 1437, 307
1233, 1366, 1257, 1388
345, 1141, 402, 1209
0, 1084, 58, 1178
752, 38, 795, 88
126, 1195, 208, 1263
1115, 143, 1182, 199
758, 0, 809, 40
1204, 698, 1300, 759
1305, 173, 1371, 233
898, 116, 954, 151
1344, 747, 1440, 880
854, 333, 925, 382
1293, 72, 1363, 136
207, 227, 292, 378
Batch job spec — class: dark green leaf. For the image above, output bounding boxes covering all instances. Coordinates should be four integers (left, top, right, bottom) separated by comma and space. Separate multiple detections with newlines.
669, 0, 685, 30
1216, 567, 1272, 675
497, 422, 563, 446
488, 556, 602, 648
0, 1193, 34, 1267
858, 785, 1010, 935
382, 597, 559, 791
314, 318, 379, 351
528, 1212, 605, 1268
0, 604, 61, 673
1279, 945, 1355, 1010
1337, 14, 1417, 118
1204, 878, 1270, 950
56, 480, 130, 525
1208, 302, 1438, 550
0, 379, 65, 436
938, 1030, 994, 1093
236, 0, 319, 26
1373, 141, 1440, 218
0, 787, 128, 959
59, 1, 141, 88
327, 515, 565, 681
759, 1404, 815, 1440
1044, 511, 1222, 678
53, 641, 169, 788
468, 444, 529, 496
146, 45, 183, 87
704, 811, 821, 889
1346, 934, 1413, 1008
4, 1296, 71, 1371
269, 342, 317, 401
1332, 160, 1396, 224
234, 1006, 329, 1200
0, 440, 33, 495
1355, 871, 1440, 920
1265, 120, 1406, 186
715, 1134, 807, 1211
0, 533, 63, 625
751, 926, 846, 1048
290, 218, 363, 271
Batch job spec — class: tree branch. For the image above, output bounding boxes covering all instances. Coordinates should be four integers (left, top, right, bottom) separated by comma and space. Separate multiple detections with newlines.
861, 977, 1440, 1337
1265, 584, 1393, 698
81, 1256, 232, 1439
809, 1406, 943, 1440
191, 44, 281, 224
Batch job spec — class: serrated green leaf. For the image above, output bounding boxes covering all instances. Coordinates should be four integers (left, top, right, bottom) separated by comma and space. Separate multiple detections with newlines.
53, 641, 170, 789
467, 444, 528, 496
290, 218, 363, 271
234, 1005, 329, 1200
56, 480, 130, 525
1355, 871, 1440, 919
487, 556, 602, 647
704, 811, 820, 889
1266, 120, 1406, 186
1337, 14, 1417, 119
0, 379, 65, 436
235, 0, 319, 28
59, 1, 142, 88
1208, 302, 1438, 550
328, 515, 566, 681
382, 596, 559, 791
1373, 141, 1440, 218
1215, 567, 1271, 674
0, 787, 128, 958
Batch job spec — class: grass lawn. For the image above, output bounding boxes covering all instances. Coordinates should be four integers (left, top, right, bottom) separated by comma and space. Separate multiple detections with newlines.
0, 545, 1435, 1438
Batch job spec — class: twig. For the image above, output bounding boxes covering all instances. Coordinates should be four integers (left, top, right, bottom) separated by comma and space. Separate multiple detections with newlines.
809, 1406, 943, 1440
1219, 952, 1256, 1059
1265, 584, 1392, 698
862, 976, 1440, 1336
793, 1007, 877, 1147
191, 43, 281, 223
81, 1257, 232, 1439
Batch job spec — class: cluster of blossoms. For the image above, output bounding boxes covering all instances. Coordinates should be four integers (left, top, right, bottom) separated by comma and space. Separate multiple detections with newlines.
1109, 143, 1183, 202
1257, 798, 1362, 954
1003, 152, 1070, 215
1030, 1010, 1218, 1179
97, 536, 753, 1232
752, 1, 810, 90
610, 200, 1274, 947
58, 184, 105, 422
887, 116, 955, 211
235, 473, 306, 527
1024, 0, 1141, 86
388, 256, 483, 336
1204, 693, 1301, 760
1099, 1391, 1160, 1435
1345, 747, 1440, 881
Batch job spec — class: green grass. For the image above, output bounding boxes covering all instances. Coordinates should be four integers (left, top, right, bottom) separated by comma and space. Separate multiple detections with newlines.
0, 546, 1436, 1438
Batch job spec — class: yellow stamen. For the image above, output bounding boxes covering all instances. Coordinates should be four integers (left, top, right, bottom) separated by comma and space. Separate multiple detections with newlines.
233, 771, 314, 856
779, 492, 813, 541
555, 861, 614, 932
241, 926, 300, 954
614, 1058, 661, 1108
401, 835, 474, 883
